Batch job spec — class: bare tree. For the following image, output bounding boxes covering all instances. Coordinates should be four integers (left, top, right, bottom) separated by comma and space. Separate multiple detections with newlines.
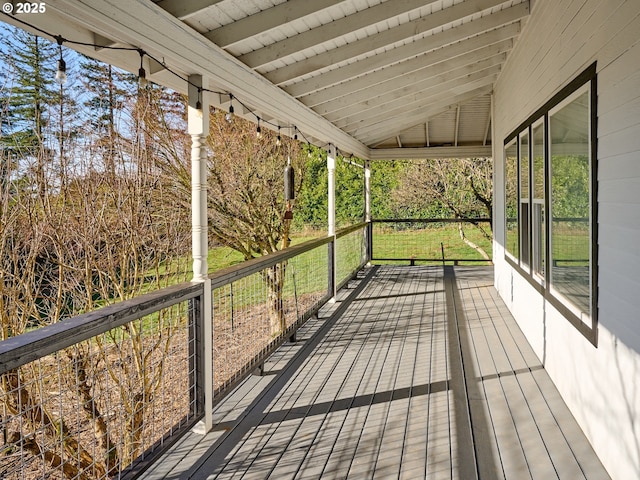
393, 157, 493, 258
1, 55, 192, 476
205, 112, 305, 335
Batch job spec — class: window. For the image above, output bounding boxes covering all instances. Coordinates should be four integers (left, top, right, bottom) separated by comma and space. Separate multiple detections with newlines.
505, 140, 518, 259
503, 64, 597, 339
532, 120, 545, 279
519, 130, 530, 268
549, 87, 592, 320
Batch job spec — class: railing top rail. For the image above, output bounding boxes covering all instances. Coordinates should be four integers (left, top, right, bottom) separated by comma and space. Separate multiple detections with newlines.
372, 218, 491, 223
209, 235, 331, 289
335, 221, 368, 239
0, 222, 368, 374
0, 282, 203, 375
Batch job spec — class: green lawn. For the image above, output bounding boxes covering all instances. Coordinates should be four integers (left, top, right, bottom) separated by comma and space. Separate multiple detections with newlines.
372, 223, 493, 265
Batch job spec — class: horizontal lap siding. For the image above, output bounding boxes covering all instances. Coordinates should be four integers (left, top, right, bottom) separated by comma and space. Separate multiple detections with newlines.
493, 1, 640, 479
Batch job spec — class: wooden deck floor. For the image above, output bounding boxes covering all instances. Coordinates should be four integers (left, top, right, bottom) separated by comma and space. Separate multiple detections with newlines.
142, 266, 610, 480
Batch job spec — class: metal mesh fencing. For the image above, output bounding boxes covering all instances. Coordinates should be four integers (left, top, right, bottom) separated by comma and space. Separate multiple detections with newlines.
0, 300, 197, 479
211, 241, 329, 396
372, 220, 493, 265
335, 225, 367, 287
0, 225, 373, 478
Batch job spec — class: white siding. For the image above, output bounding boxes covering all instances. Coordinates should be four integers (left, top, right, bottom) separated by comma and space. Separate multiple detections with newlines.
493, 1, 640, 478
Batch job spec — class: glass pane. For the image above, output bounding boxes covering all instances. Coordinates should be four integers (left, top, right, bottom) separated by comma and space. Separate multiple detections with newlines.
532, 123, 545, 201
520, 131, 530, 267
505, 140, 518, 258
550, 89, 591, 318
532, 121, 545, 278
520, 131, 529, 198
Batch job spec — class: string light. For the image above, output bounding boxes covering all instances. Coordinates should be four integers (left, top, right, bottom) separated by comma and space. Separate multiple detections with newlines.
2, 11, 320, 150
226, 94, 234, 123
195, 88, 202, 110
256, 117, 262, 138
54, 36, 67, 85
137, 49, 148, 88
276, 126, 281, 146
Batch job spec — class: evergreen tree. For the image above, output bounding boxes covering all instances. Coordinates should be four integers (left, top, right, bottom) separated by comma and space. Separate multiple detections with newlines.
80, 56, 129, 176
0, 26, 60, 198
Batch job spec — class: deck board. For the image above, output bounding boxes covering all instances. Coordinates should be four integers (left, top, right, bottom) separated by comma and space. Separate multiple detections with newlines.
141, 266, 611, 480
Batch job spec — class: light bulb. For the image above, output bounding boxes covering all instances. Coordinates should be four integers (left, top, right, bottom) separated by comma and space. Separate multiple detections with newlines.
138, 67, 148, 87
55, 59, 67, 85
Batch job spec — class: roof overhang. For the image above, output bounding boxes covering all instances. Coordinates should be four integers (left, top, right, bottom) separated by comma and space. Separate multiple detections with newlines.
2, 0, 530, 160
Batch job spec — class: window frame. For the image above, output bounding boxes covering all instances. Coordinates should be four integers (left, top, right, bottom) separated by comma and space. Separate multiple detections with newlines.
531, 118, 546, 283
502, 63, 598, 345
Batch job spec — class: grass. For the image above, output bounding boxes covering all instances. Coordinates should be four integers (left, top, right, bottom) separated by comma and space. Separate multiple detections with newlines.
372, 223, 493, 265
206, 235, 319, 274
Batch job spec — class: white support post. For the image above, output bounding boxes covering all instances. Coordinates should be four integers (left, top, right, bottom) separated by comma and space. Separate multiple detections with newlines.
364, 159, 372, 264
327, 144, 337, 300
364, 159, 371, 223
188, 75, 213, 434
327, 144, 336, 237
189, 75, 209, 282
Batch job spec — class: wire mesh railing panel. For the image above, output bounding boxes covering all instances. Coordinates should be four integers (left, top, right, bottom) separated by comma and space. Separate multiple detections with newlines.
286, 245, 329, 322
0, 300, 196, 479
372, 220, 493, 265
336, 226, 367, 287
211, 241, 330, 397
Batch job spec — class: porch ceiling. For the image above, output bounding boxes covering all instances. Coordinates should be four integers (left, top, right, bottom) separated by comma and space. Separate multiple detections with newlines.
3, 0, 530, 159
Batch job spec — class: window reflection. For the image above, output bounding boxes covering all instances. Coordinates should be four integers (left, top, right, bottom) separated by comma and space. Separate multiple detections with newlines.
505, 140, 518, 258
520, 131, 530, 268
549, 89, 591, 317
532, 121, 545, 279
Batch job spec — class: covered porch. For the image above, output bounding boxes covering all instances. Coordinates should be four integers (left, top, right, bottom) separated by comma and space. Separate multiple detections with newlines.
141, 266, 609, 480
3, 0, 639, 478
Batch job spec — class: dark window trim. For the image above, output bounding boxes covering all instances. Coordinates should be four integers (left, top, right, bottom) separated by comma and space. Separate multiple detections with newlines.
505, 63, 597, 145
503, 62, 598, 347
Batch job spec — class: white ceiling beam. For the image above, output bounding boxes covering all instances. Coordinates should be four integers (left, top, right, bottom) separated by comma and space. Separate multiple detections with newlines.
346, 78, 496, 141
264, 0, 528, 85
483, 107, 492, 146
357, 86, 494, 144
396, 136, 403, 148
205, 0, 345, 48
155, 0, 225, 20
324, 56, 504, 122
238, 0, 440, 68
282, 4, 526, 95
337, 69, 500, 131
38, 0, 369, 158
310, 41, 511, 115
92, 32, 117, 50
297, 26, 517, 105
369, 145, 493, 160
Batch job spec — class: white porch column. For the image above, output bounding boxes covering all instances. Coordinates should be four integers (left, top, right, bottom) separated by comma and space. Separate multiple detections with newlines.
188, 75, 213, 433
327, 144, 337, 299
327, 144, 336, 236
364, 159, 372, 263
189, 75, 209, 281
364, 159, 371, 222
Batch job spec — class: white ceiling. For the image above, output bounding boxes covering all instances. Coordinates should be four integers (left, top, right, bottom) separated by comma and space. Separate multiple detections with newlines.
3, 0, 530, 159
